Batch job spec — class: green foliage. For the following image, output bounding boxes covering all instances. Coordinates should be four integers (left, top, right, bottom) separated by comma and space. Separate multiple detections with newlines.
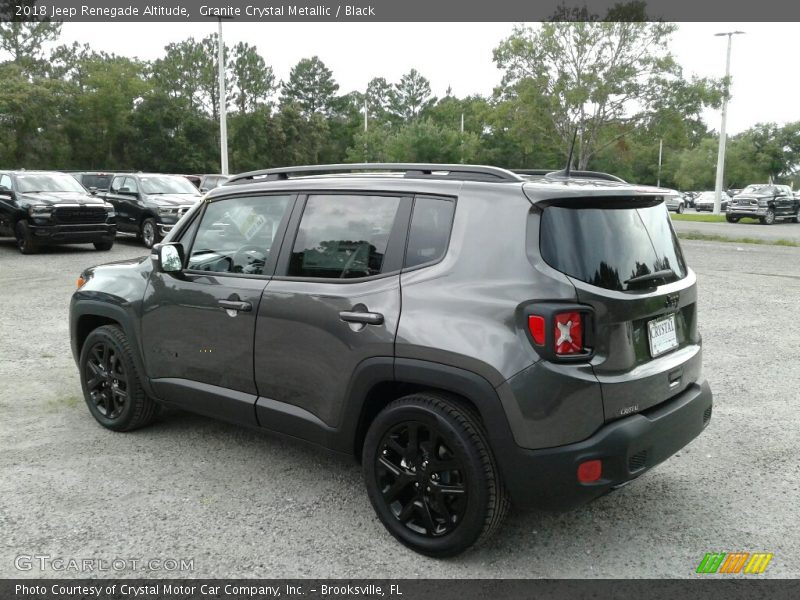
493, 17, 721, 169
280, 56, 339, 117
389, 69, 435, 121
0, 19, 793, 193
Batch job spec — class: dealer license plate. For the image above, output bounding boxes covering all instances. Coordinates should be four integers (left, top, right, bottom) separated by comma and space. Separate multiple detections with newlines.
648, 313, 678, 357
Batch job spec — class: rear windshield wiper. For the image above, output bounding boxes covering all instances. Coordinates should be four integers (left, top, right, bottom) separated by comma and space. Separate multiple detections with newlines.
624, 269, 676, 287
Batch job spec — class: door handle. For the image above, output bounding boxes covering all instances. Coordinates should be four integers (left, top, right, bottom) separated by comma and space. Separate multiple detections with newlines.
218, 299, 252, 312
339, 310, 384, 325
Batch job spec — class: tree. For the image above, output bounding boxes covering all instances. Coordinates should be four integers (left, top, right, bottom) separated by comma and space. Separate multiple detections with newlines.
280, 56, 339, 117
493, 17, 721, 169
348, 119, 480, 164
365, 76, 393, 123
230, 42, 276, 113
390, 69, 435, 121
0, 1, 61, 68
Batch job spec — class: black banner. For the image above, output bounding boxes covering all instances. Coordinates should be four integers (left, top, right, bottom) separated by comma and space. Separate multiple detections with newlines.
3, 0, 800, 22
3, 580, 800, 600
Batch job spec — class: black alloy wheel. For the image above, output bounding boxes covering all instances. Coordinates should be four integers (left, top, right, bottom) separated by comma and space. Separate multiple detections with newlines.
141, 218, 159, 248
84, 340, 128, 420
376, 420, 469, 538
15, 221, 39, 254
79, 325, 158, 431
363, 393, 508, 557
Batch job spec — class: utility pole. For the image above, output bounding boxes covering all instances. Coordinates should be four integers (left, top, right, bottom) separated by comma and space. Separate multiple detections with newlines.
364, 95, 368, 162
460, 112, 465, 164
657, 138, 663, 188
217, 18, 229, 176
713, 31, 745, 214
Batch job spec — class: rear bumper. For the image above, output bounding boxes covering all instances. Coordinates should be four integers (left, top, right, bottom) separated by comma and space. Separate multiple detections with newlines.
30, 223, 116, 244
501, 379, 712, 510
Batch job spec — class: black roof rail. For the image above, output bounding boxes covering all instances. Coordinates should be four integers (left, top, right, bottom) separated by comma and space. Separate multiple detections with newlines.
226, 163, 524, 185
513, 169, 627, 183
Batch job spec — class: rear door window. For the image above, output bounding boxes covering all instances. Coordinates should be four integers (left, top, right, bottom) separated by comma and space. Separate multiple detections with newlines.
289, 194, 403, 279
539, 199, 687, 291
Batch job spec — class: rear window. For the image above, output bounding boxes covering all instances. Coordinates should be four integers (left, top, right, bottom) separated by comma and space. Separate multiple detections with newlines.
81, 174, 112, 190
539, 199, 687, 291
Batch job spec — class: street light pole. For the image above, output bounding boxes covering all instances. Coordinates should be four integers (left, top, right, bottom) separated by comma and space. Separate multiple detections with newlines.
712, 31, 745, 214
217, 18, 229, 176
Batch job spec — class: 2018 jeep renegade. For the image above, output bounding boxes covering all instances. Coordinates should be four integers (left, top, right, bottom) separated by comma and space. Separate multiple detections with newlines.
69, 164, 713, 557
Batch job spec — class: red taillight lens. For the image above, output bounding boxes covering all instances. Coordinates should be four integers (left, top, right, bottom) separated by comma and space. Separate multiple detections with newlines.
577, 459, 602, 483
527, 315, 546, 346
554, 311, 583, 355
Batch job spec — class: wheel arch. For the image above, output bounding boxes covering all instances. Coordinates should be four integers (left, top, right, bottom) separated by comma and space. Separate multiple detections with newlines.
345, 358, 517, 469
70, 299, 154, 397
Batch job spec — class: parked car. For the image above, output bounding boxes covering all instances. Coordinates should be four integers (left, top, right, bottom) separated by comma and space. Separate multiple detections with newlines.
180, 174, 202, 189
681, 191, 699, 208
693, 191, 730, 212
0, 170, 116, 254
102, 173, 202, 248
197, 174, 230, 192
71, 163, 712, 557
664, 189, 686, 213
726, 184, 800, 225
69, 171, 117, 192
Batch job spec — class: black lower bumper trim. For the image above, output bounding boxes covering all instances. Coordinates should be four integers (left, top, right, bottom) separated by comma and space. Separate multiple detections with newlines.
30, 224, 116, 243
502, 380, 713, 510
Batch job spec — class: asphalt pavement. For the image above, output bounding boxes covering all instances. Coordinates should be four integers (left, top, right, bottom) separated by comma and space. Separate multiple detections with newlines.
0, 236, 798, 578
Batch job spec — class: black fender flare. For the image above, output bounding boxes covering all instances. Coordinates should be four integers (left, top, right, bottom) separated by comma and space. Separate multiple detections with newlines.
70, 297, 155, 398
339, 357, 519, 488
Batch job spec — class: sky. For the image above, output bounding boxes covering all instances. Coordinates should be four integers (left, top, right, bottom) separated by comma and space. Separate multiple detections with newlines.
50, 21, 799, 135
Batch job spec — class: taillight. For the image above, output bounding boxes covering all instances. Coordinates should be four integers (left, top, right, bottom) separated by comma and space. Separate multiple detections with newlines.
554, 311, 583, 355
524, 304, 593, 361
527, 315, 546, 346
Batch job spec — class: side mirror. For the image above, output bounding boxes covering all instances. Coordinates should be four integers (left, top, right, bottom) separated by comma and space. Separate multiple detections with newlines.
199, 187, 208, 193
89, 187, 98, 195
154, 243, 184, 273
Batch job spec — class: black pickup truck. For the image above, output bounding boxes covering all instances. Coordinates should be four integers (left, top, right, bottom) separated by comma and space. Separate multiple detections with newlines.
102, 173, 202, 247
0, 170, 116, 254
726, 184, 800, 224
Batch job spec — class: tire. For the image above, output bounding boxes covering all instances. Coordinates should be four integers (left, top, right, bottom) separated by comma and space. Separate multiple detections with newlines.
760, 208, 775, 225
93, 240, 114, 251
725, 214, 740, 223
677, 203, 684, 214
79, 325, 158, 432
14, 220, 39, 255
792, 207, 800, 224
141, 218, 160, 249
362, 392, 509, 557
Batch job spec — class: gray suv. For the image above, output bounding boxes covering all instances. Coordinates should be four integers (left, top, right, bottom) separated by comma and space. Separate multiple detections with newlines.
69, 164, 713, 557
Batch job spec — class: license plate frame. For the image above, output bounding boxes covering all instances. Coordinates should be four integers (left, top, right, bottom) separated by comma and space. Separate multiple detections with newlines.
648, 313, 678, 358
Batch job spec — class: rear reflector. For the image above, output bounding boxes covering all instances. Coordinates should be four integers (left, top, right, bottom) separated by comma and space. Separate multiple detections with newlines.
527, 315, 546, 346
554, 311, 583, 355
577, 459, 602, 483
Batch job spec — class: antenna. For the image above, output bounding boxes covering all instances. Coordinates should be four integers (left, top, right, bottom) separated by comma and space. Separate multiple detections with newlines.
546, 127, 579, 179
565, 127, 578, 177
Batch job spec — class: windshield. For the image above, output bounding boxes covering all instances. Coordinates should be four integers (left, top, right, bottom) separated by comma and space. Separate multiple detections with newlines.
15, 173, 87, 194
139, 176, 201, 195
540, 199, 687, 292
741, 185, 773, 195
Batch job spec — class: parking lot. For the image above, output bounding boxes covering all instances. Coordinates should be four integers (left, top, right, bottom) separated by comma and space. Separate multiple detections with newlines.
1, 236, 798, 578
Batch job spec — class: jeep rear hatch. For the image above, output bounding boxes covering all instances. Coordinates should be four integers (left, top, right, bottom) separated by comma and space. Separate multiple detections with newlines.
532, 194, 702, 422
